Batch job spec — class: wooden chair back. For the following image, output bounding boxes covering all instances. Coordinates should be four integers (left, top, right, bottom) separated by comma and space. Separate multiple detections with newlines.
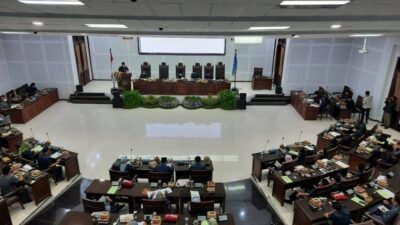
148, 172, 172, 183
142, 199, 167, 214
190, 201, 215, 216
189, 170, 213, 183
280, 160, 298, 171
109, 169, 129, 181
82, 198, 105, 213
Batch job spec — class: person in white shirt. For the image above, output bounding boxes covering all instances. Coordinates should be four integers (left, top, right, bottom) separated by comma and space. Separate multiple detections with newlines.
361, 91, 373, 124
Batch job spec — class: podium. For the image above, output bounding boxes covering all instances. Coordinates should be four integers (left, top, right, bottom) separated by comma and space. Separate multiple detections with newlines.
114, 72, 132, 91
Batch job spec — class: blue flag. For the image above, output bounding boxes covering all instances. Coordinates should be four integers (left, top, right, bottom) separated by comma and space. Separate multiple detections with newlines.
232, 50, 237, 76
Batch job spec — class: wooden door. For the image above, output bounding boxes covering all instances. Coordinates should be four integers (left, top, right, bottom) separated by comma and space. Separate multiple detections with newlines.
73, 36, 91, 86
388, 58, 400, 130
273, 39, 286, 87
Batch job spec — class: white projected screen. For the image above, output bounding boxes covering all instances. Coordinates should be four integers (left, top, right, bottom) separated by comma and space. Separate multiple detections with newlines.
138, 37, 225, 55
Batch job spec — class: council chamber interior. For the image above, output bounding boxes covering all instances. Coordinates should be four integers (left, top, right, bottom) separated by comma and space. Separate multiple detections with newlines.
1, 1, 400, 225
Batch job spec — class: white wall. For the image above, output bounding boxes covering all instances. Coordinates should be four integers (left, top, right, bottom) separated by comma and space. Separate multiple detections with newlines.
0, 37, 13, 95
282, 37, 353, 94
88, 36, 275, 81
346, 36, 400, 120
0, 34, 76, 99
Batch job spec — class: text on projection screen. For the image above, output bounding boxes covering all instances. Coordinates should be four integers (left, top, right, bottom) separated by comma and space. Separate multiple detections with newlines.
139, 37, 225, 54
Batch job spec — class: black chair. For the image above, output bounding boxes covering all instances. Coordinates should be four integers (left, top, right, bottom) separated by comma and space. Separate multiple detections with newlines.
340, 177, 360, 190
192, 63, 202, 79
109, 169, 129, 181
148, 172, 172, 183
204, 63, 214, 80
3, 187, 25, 210
82, 198, 106, 213
189, 170, 213, 183
280, 160, 298, 172
359, 168, 374, 183
324, 146, 338, 159
215, 62, 225, 80
176, 63, 186, 79
312, 183, 335, 196
159, 62, 169, 79
142, 199, 168, 214
304, 153, 321, 165
253, 67, 263, 76
189, 201, 215, 216
140, 62, 151, 78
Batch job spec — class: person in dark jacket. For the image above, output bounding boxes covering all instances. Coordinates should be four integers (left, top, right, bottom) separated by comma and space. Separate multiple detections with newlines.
368, 194, 400, 225
155, 157, 173, 173
382, 97, 396, 129
189, 156, 207, 171
37, 148, 64, 182
325, 202, 351, 225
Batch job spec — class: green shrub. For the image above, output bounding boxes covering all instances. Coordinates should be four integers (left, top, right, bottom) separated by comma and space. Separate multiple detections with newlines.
122, 90, 142, 109
142, 95, 158, 108
158, 96, 179, 109
218, 90, 238, 110
201, 95, 219, 109
182, 96, 202, 109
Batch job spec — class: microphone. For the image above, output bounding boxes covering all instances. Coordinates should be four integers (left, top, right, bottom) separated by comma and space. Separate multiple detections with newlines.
261, 139, 270, 156
46, 132, 50, 142
281, 137, 285, 145
297, 130, 303, 143
30, 128, 35, 138
130, 148, 133, 160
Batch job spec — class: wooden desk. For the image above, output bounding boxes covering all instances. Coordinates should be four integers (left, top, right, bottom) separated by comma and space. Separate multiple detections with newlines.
272, 162, 349, 206
251, 152, 284, 182
0, 89, 58, 124
59, 151, 80, 181
60, 211, 236, 225
252, 76, 273, 90
0, 132, 23, 153
316, 132, 333, 151
348, 151, 371, 172
133, 79, 230, 95
293, 164, 400, 225
331, 103, 352, 120
0, 197, 12, 225
24, 171, 52, 205
291, 91, 319, 120
179, 183, 226, 212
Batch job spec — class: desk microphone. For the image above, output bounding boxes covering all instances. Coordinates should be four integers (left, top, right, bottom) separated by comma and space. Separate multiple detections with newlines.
281, 137, 285, 145
30, 128, 35, 138
262, 139, 270, 156
130, 148, 133, 160
46, 132, 50, 142
297, 130, 303, 143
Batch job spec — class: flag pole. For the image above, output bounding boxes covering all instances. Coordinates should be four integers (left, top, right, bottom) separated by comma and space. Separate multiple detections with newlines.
234, 49, 237, 90
110, 48, 115, 89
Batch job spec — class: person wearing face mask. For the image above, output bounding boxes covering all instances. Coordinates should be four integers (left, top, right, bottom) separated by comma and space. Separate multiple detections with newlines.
0, 95, 9, 109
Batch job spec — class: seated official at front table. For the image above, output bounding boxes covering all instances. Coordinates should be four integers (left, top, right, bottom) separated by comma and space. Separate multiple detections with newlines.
112, 156, 135, 179
0, 166, 32, 203
155, 157, 173, 173
189, 156, 207, 171
118, 62, 129, 73
353, 119, 367, 138
368, 194, 400, 225
37, 148, 64, 182
0, 95, 9, 109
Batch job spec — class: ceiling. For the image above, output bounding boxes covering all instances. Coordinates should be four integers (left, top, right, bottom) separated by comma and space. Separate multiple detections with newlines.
1, 0, 400, 37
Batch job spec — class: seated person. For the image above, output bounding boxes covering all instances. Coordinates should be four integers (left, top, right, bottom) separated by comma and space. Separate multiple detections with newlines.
21, 148, 36, 162
368, 194, 400, 225
98, 195, 123, 213
352, 163, 366, 177
0, 96, 9, 109
324, 202, 351, 225
10, 90, 22, 103
154, 157, 173, 173
297, 148, 306, 165
0, 166, 31, 203
112, 156, 135, 179
189, 156, 207, 171
353, 119, 367, 138
118, 62, 129, 73
18, 141, 33, 155
284, 154, 293, 162
26, 83, 38, 96
37, 148, 64, 182
318, 96, 329, 114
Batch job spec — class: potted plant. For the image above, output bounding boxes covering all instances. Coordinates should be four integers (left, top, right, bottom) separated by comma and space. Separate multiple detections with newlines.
201, 95, 219, 109
158, 96, 179, 109
218, 90, 238, 110
141, 95, 158, 108
182, 96, 202, 109
122, 90, 142, 109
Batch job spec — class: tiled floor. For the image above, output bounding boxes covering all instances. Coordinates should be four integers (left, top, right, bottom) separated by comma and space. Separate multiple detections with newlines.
25, 178, 281, 225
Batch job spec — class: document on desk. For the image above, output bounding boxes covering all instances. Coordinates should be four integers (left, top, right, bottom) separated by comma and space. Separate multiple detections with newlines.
107, 186, 119, 195
288, 150, 298, 156
351, 196, 367, 206
31, 145, 43, 153
335, 161, 349, 169
377, 189, 395, 199
282, 176, 293, 184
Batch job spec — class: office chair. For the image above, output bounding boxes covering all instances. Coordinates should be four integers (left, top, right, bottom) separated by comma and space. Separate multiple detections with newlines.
189, 170, 213, 183
215, 62, 225, 80
142, 199, 169, 214
253, 67, 263, 76
189, 201, 215, 216
204, 63, 214, 80
176, 63, 186, 79
159, 62, 169, 79
82, 198, 106, 213
192, 63, 202, 79
140, 62, 151, 78
148, 172, 172, 183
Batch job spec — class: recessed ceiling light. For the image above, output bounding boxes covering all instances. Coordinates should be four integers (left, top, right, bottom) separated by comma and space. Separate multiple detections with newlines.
85, 24, 128, 29
1, 31, 30, 34
234, 36, 263, 44
18, 0, 84, 5
280, 1, 350, 6
32, 21, 44, 26
293, 35, 300, 38
350, 34, 383, 37
248, 26, 290, 31
330, 24, 342, 29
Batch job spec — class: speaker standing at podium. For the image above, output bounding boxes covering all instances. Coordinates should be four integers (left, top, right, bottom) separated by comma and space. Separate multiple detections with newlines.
118, 62, 129, 73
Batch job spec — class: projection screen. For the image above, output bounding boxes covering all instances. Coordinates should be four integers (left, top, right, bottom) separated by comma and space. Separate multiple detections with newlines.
138, 37, 226, 55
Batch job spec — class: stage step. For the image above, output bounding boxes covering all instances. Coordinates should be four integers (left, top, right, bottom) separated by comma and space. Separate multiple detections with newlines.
69, 92, 111, 104
248, 94, 291, 106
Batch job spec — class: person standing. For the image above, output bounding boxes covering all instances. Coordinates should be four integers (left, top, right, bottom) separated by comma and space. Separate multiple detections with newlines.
118, 62, 129, 73
361, 91, 373, 124
382, 97, 396, 129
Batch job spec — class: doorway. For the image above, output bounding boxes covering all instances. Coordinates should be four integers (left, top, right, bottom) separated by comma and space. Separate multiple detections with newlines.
273, 39, 286, 87
73, 36, 91, 86
388, 57, 400, 130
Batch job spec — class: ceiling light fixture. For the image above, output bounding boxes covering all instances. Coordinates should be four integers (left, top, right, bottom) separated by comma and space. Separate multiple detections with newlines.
280, 1, 350, 6
293, 35, 300, 38
330, 24, 342, 29
1, 31, 30, 34
234, 36, 263, 44
350, 34, 383, 37
32, 21, 44, 26
18, 0, 84, 5
248, 26, 290, 31
85, 24, 128, 29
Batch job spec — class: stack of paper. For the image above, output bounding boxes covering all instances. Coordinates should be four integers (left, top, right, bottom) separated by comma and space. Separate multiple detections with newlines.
351, 196, 367, 206
335, 161, 349, 169
377, 189, 395, 199
282, 176, 293, 184
107, 186, 119, 195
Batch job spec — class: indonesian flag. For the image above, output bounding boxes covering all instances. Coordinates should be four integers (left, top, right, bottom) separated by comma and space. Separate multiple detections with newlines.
110, 48, 113, 62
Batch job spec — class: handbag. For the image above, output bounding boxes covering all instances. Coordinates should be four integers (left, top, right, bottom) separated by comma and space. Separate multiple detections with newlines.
332, 192, 347, 201
163, 214, 179, 223
121, 179, 133, 188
